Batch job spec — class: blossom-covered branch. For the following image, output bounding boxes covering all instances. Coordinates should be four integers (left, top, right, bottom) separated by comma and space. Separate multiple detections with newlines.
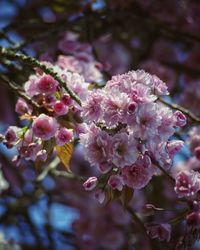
0, 46, 82, 106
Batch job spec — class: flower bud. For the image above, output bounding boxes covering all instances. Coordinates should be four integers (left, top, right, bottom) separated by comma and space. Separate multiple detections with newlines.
108, 175, 124, 191
174, 111, 186, 127
55, 128, 73, 146
83, 177, 98, 191
53, 101, 68, 116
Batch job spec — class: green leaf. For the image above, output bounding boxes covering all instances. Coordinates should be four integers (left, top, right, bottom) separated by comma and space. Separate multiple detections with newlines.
55, 142, 73, 172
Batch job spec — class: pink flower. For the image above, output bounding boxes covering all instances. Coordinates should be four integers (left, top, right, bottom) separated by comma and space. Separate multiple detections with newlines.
174, 111, 187, 127
24, 75, 39, 97
135, 103, 161, 139
108, 175, 124, 191
129, 83, 156, 103
15, 98, 31, 115
36, 149, 47, 162
53, 101, 68, 116
167, 140, 184, 157
57, 55, 103, 83
188, 127, 200, 153
157, 104, 175, 139
32, 114, 58, 141
55, 128, 73, 146
111, 132, 138, 168
61, 93, 73, 106
80, 125, 111, 166
23, 142, 41, 161
145, 222, 171, 242
122, 155, 153, 189
83, 177, 98, 191
103, 91, 130, 127
82, 90, 103, 123
5, 126, 19, 143
174, 170, 200, 198
151, 74, 169, 96
37, 75, 58, 95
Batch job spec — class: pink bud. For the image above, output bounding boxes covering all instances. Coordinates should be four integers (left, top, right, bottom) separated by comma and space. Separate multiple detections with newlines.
55, 128, 73, 146
53, 101, 68, 116
174, 111, 186, 127
83, 177, 98, 191
108, 175, 124, 191
61, 93, 73, 106
36, 149, 47, 162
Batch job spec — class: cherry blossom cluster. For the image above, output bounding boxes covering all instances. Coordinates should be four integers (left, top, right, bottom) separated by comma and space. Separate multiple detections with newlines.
57, 32, 104, 83
80, 70, 186, 195
2, 62, 89, 165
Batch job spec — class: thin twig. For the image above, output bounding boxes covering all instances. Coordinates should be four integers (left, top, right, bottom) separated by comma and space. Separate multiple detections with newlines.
159, 97, 200, 124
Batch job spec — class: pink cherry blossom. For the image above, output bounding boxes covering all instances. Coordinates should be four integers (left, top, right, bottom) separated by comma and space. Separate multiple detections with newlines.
61, 93, 73, 106
55, 128, 73, 146
15, 98, 31, 115
82, 90, 103, 123
108, 175, 124, 191
174, 170, 200, 198
4, 126, 19, 143
122, 155, 153, 189
37, 75, 58, 95
24, 75, 40, 97
111, 132, 138, 168
53, 101, 68, 116
80, 124, 111, 167
32, 114, 58, 141
36, 149, 47, 162
167, 140, 184, 157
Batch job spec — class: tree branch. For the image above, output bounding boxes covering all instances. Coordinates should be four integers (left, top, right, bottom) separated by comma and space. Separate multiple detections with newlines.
0, 46, 82, 106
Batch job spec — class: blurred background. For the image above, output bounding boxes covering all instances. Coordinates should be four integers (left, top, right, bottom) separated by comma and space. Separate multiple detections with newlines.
0, 0, 200, 249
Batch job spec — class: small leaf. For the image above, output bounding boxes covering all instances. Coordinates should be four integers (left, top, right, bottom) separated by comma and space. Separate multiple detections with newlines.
55, 142, 73, 172
120, 186, 134, 208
